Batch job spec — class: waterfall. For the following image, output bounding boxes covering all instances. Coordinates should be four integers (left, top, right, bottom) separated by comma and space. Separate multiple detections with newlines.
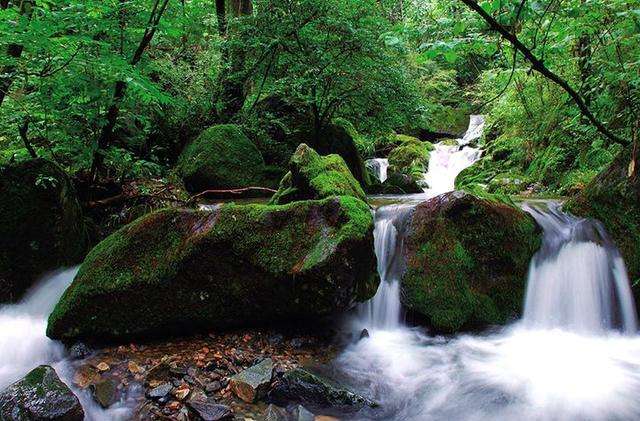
522, 202, 638, 334
366, 158, 389, 183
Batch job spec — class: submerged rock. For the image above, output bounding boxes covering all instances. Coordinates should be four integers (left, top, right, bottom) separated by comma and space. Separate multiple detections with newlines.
47, 196, 378, 342
90, 378, 118, 408
229, 358, 273, 403
0, 158, 88, 302
402, 191, 541, 332
270, 144, 366, 205
0, 365, 84, 420
187, 396, 233, 420
177, 124, 266, 193
269, 368, 375, 414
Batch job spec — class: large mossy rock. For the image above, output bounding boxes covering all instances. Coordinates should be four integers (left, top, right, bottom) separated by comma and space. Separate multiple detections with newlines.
177, 124, 266, 193
0, 365, 84, 420
0, 159, 87, 303
387, 135, 433, 184
565, 145, 640, 305
315, 122, 371, 188
270, 144, 366, 205
47, 196, 378, 342
402, 191, 541, 332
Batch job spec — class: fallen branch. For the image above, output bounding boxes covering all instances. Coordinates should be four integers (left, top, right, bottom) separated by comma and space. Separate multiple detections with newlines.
457, 0, 624, 145
88, 192, 188, 209
189, 186, 277, 202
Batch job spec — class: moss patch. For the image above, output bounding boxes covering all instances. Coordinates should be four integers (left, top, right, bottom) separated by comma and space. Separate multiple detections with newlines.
387, 135, 433, 183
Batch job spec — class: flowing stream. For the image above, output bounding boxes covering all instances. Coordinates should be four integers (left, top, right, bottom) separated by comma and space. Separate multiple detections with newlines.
339, 117, 640, 420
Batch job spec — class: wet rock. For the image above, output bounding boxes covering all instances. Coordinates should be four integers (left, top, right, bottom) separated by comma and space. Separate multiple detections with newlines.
359, 329, 369, 340
47, 197, 377, 342
187, 396, 233, 420
293, 405, 315, 421
96, 362, 110, 372
402, 191, 541, 332
68, 342, 93, 360
264, 404, 289, 421
205, 381, 222, 394
0, 158, 88, 303
268, 334, 284, 347
91, 378, 118, 408
147, 382, 173, 402
73, 365, 100, 388
229, 358, 273, 403
0, 365, 84, 420
173, 383, 191, 401
269, 368, 375, 414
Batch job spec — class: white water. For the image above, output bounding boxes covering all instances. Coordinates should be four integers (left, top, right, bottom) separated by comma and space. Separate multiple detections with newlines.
0, 269, 137, 420
366, 158, 389, 183
341, 116, 640, 420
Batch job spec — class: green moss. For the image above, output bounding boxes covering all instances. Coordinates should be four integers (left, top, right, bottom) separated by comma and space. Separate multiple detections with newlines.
401, 192, 540, 332
387, 136, 432, 182
47, 196, 377, 342
270, 144, 366, 204
177, 124, 266, 193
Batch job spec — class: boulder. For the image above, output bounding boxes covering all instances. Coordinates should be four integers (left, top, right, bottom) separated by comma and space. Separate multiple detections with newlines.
565, 145, 640, 305
270, 144, 366, 205
315, 121, 371, 187
268, 368, 375, 415
47, 196, 378, 342
90, 378, 118, 408
0, 159, 88, 303
387, 135, 433, 183
402, 191, 541, 332
0, 365, 84, 420
379, 172, 423, 194
229, 358, 273, 403
177, 124, 266, 193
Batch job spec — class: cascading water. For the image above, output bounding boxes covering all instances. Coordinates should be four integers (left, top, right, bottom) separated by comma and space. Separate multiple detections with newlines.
0, 269, 138, 420
366, 158, 389, 183
340, 117, 640, 420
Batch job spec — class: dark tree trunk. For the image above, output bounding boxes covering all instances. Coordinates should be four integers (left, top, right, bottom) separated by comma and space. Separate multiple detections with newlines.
215, 0, 227, 37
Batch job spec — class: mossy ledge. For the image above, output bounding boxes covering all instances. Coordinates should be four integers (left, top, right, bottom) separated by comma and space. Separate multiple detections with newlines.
47, 196, 378, 342
401, 191, 541, 333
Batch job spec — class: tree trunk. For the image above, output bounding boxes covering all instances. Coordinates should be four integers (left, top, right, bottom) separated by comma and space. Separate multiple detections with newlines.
0, 0, 33, 107
215, 0, 227, 37
457, 0, 623, 145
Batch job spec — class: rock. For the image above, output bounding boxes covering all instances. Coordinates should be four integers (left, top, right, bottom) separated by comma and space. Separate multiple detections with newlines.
293, 405, 315, 421
177, 124, 266, 193
229, 358, 273, 403
269, 368, 375, 414
379, 172, 423, 194
147, 382, 173, 401
270, 144, 366, 205
173, 383, 191, 401
127, 361, 144, 374
146, 362, 171, 385
387, 135, 433, 183
0, 158, 88, 302
205, 381, 222, 394
73, 365, 100, 388
565, 145, 640, 306
187, 396, 233, 421
47, 196, 378, 342
264, 404, 289, 421
96, 362, 110, 372
359, 329, 369, 340
0, 365, 84, 420
68, 342, 93, 360
91, 378, 118, 408
402, 191, 541, 332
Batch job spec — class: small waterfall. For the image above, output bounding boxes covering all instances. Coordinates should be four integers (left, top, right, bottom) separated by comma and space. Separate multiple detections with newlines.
423, 115, 484, 196
358, 204, 414, 329
366, 158, 389, 183
522, 202, 638, 334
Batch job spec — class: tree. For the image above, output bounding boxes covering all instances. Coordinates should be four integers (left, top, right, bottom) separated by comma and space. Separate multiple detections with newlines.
0, 0, 33, 107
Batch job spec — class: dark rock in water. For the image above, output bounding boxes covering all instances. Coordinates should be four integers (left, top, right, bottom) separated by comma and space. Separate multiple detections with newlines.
204, 381, 222, 394
0, 158, 88, 303
146, 382, 173, 401
268, 334, 284, 347
359, 329, 370, 340
0, 365, 84, 420
68, 342, 93, 360
90, 378, 118, 408
292, 405, 315, 421
269, 368, 375, 414
270, 144, 366, 205
565, 144, 640, 307
187, 396, 233, 420
229, 358, 273, 403
377, 172, 423, 194
145, 363, 171, 385
177, 124, 266, 193
402, 191, 541, 333
47, 197, 378, 342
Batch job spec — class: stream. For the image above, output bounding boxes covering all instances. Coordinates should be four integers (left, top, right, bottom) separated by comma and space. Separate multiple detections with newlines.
1, 116, 639, 420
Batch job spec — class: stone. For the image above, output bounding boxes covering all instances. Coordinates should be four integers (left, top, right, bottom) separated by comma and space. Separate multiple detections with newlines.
293, 405, 315, 421
264, 404, 289, 421
47, 197, 378, 342
187, 396, 233, 421
0, 365, 84, 420
173, 383, 191, 401
91, 378, 118, 408
147, 382, 173, 401
205, 381, 222, 394
96, 362, 110, 372
68, 342, 93, 360
229, 359, 273, 403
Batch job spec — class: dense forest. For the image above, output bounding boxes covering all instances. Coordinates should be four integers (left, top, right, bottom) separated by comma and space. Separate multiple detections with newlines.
0, 1, 639, 420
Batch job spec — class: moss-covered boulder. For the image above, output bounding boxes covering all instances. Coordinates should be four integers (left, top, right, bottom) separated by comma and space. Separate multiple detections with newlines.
387, 136, 433, 183
0, 365, 84, 420
47, 196, 377, 342
177, 124, 266, 193
315, 121, 371, 188
270, 144, 366, 205
565, 145, 640, 306
368, 172, 423, 195
0, 159, 88, 303
402, 191, 541, 332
